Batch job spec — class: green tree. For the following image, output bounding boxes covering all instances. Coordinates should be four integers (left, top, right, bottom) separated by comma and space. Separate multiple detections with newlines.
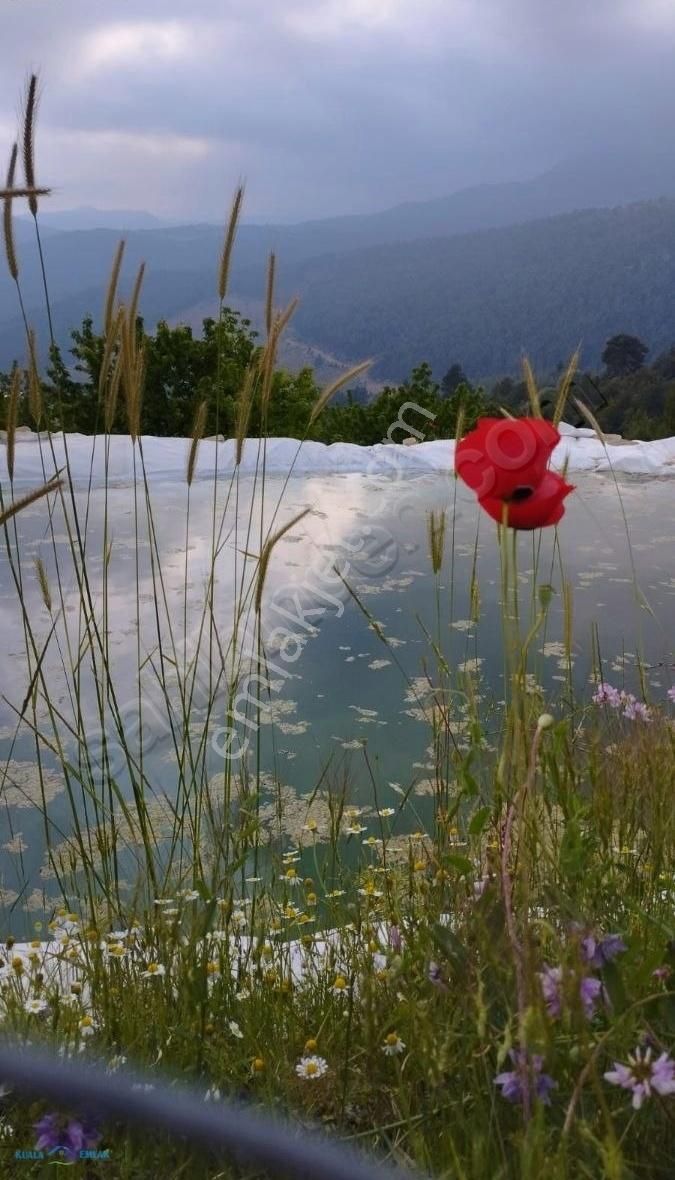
441, 363, 468, 398
601, 333, 648, 377
52, 309, 259, 437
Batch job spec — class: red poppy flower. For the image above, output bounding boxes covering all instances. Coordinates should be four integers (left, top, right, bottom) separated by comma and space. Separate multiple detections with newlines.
455, 417, 575, 530
478, 470, 575, 530
455, 417, 560, 501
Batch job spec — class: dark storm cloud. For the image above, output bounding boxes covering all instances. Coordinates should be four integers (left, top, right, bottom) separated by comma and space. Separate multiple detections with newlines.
1, 0, 675, 220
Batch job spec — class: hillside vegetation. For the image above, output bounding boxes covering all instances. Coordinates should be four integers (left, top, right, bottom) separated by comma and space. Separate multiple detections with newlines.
276, 199, 675, 383
2, 310, 675, 444
6, 181, 675, 386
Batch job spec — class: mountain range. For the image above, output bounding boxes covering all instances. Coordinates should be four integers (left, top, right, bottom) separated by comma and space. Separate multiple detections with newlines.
4, 148, 675, 386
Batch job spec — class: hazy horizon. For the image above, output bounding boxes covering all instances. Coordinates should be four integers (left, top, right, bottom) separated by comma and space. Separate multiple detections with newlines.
11, 156, 576, 228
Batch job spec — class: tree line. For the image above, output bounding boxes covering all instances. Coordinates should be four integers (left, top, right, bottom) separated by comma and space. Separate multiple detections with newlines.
0, 316, 673, 444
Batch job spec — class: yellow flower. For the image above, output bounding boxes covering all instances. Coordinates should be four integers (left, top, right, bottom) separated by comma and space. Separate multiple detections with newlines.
304, 1038, 318, 1054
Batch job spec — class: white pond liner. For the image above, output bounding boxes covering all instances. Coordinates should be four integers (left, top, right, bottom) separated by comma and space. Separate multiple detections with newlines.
1, 424, 675, 490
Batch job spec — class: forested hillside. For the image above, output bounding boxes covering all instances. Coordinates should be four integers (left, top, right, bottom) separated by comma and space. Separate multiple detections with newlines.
6, 184, 675, 385
1, 310, 674, 444
272, 199, 675, 383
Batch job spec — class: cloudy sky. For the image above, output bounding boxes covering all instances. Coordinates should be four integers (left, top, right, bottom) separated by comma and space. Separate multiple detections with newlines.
2, 0, 675, 223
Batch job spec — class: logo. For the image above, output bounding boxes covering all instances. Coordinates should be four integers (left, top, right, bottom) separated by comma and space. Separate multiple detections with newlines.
14, 1146, 111, 1166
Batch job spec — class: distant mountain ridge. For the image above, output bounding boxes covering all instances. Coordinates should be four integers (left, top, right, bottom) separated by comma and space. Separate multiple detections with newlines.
15, 207, 185, 232
5, 148, 675, 380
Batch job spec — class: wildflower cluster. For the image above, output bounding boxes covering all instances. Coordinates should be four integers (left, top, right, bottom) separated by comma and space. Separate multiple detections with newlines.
592, 682, 652, 721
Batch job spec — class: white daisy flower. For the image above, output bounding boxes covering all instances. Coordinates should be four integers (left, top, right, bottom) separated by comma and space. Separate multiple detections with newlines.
141, 962, 166, 979
24, 998, 48, 1015
228, 1020, 244, 1039
106, 943, 128, 962
295, 1055, 328, 1080
4, 954, 29, 977
182, 890, 201, 902
382, 1032, 405, 1056
330, 975, 349, 997
345, 823, 367, 836
154, 898, 175, 907
58, 993, 80, 1009
78, 1015, 97, 1037
378, 808, 396, 818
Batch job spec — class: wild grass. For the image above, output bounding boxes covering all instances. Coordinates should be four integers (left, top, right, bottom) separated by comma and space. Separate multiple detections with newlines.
0, 73, 673, 1180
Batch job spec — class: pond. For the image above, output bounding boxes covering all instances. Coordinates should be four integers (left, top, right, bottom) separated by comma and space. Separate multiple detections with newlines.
1, 466, 674, 934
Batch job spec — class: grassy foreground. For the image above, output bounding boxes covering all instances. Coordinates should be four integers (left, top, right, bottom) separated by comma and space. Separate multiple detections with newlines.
0, 74, 674, 1179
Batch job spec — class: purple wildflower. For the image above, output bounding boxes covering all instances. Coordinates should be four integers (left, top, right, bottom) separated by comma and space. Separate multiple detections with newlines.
495, 1050, 556, 1106
604, 1047, 675, 1110
579, 975, 604, 1018
34, 1113, 101, 1163
652, 965, 672, 982
622, 698, 652, 722
427, 961, 448, 992
581, 933, 627, 969
539, 964, 563, 1019
592, 682, 622, 707
667, 687, 675, 704
539, 964, 604, 1019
